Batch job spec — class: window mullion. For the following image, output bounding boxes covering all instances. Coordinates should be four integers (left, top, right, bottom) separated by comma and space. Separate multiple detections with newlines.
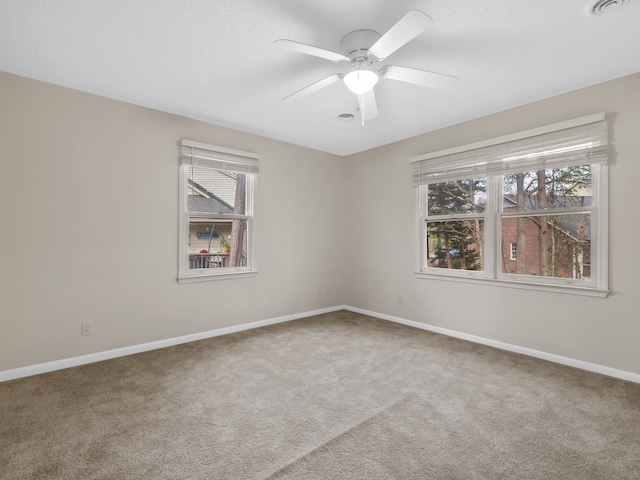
424, 212, 485, 222
484, 176, 499, 279
188, 212, 249, 221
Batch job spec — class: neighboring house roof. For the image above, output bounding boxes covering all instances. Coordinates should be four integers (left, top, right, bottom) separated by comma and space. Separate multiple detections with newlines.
188, 166, 238, 206
503, 194, 591, 241
187, 178, 233, 214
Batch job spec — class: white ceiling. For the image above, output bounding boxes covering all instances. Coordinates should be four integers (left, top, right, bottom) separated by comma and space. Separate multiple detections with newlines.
1, 0, 639, 156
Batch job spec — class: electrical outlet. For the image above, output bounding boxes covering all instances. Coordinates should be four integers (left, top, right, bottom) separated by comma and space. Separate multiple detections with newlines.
397, 296, 404, 305
318, 288, 324, 298
81, 322, 93, 336
326, 288, 332, 296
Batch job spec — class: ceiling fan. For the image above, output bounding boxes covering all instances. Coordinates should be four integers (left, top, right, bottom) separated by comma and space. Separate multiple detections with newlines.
273, 10, 459, 122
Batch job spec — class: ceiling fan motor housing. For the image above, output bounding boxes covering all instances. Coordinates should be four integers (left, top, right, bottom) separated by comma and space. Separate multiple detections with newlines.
340, 29, 381, 65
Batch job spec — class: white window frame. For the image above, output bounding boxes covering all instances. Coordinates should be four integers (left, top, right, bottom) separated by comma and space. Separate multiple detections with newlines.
412, 113, 609, 298
178, 140, 259, 284
509, 242, 517, 261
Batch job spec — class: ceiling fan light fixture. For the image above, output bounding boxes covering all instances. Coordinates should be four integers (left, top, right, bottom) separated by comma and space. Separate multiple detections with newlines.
344, 69, 379, 94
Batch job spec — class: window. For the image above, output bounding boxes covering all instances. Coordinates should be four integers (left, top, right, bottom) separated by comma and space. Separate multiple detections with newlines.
412, 113, 609, 297
178, 140, 259, 283
425, 179, 486, 271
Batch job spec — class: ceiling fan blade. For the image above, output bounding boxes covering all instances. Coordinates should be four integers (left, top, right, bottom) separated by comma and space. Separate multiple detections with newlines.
382, 65, 459, 91
358, 90, 378, 122
273, 39, 349, 63
367, 10, 432, 61
282, 74, 343, 101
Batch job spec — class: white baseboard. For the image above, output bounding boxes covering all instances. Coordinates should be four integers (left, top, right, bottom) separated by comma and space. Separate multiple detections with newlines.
3, 304, 639, 385
344, 306, 640, 384
0, 306, 343, 382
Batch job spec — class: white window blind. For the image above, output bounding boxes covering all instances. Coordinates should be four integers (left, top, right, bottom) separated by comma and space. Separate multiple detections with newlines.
411, 113, 608, 185
180, 139, 260, 175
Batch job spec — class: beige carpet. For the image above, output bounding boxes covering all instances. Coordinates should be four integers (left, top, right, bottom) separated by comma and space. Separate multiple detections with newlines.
1, 310, 639, 479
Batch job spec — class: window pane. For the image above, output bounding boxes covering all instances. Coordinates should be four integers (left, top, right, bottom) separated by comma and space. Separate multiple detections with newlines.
188, 219, 248, 269
502, 166, 591, 211
427, 179, 486, 215
426, 220, 484, 271
501, 213, 590, 279
186, 166, 247, 214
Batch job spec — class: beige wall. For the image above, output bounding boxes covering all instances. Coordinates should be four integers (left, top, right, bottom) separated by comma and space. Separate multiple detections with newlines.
0, 72, 349, 371
344, 73, 640, 375
2, 71, 640, 377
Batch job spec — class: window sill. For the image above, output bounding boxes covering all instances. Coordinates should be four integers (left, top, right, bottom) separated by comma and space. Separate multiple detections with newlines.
414, 272, 609, 298
178, 270, 258, 284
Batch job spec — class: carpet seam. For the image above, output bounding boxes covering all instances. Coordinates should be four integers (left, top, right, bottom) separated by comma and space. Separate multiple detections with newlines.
262, 394, 411, 479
